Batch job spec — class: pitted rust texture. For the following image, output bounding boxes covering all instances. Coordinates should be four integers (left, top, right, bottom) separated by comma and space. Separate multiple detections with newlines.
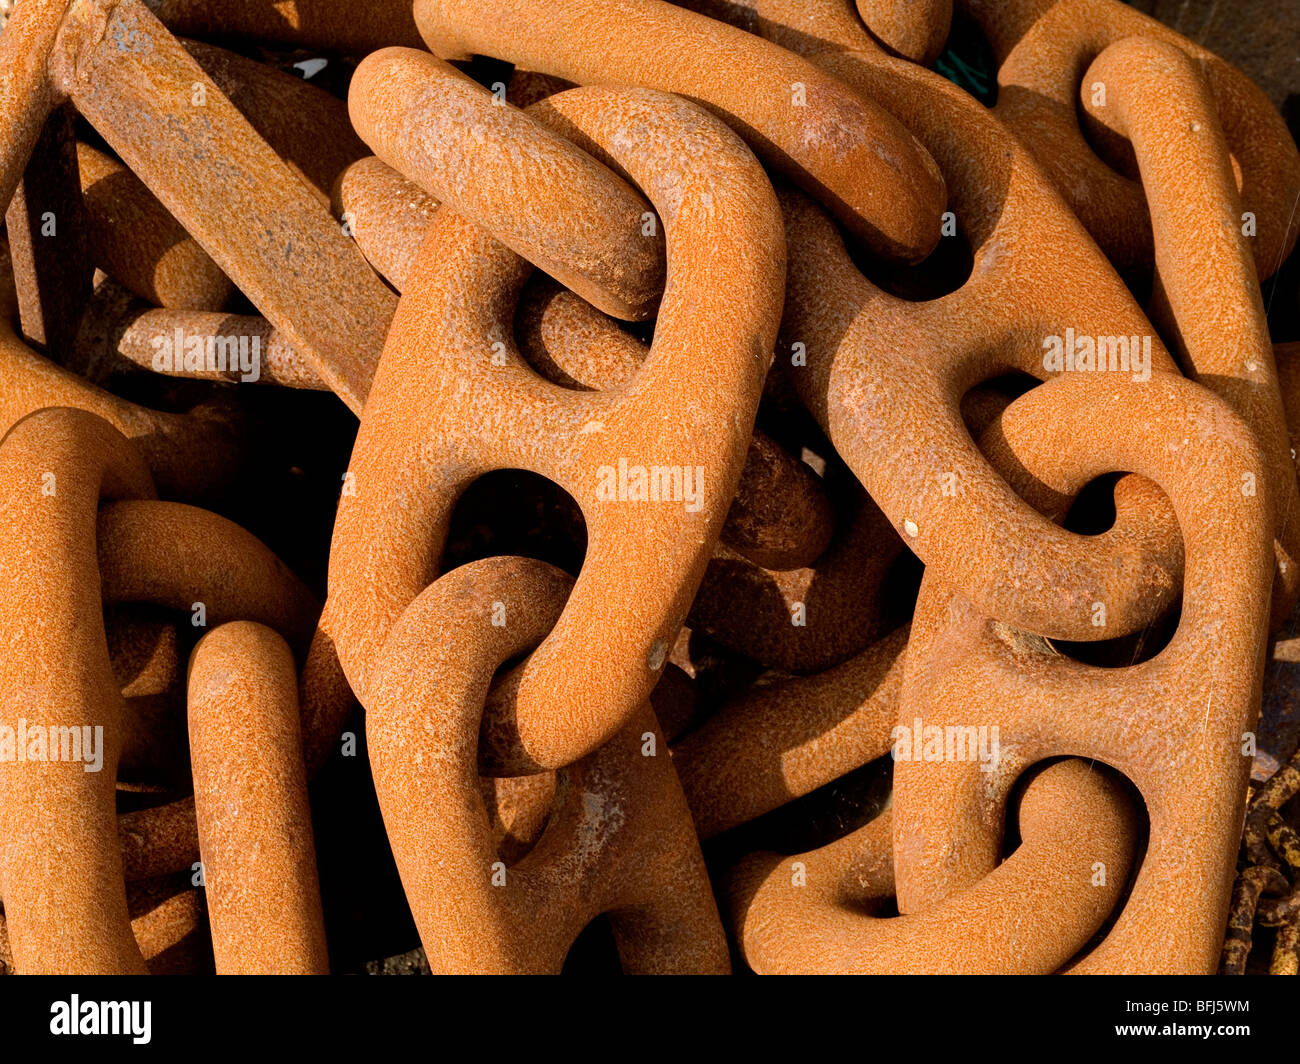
326, 148, 834, 573
179, 37, 367, 205
44, 0, 396, 413
0, 0, 68, 219
367, 557, 729, 973
72, 32, 367, 313
349, 47, 665, 321
77, 141, 234, 311
0, 411, 343, 970
959, 0, 1300, 281
333, 156, 437, 292
189, 622, 328, 975
150, 0, 423, 52
511, 276, 834, 569
774, 48, 1186, 642
731, 761, 1137, 973
894, 374, 1273, 973
854, 0, 951, 63
690, 1, 1194, 641
325, 87, 785, 774
687, 471, 907, 671
674, 625, 908, 838
1080, 36, 1300, 623
411, 0, 948, 263
0, 0, 1296, 979
95, 303, 328, 391
0, 300, 244, 499
0, 409, 155, 974
5, 103, 92, 363
95, 498, 350, 883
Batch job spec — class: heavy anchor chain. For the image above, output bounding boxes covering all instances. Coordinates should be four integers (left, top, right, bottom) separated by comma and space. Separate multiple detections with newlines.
0, 0, 1297, 979
325, 83, 786, 773
0, 409, 341, 973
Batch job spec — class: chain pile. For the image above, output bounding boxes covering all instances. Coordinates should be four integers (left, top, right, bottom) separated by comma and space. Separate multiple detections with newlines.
0, 0, 1298, 975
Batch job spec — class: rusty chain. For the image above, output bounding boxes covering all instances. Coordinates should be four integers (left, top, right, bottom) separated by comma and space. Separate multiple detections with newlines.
0, 0, 1298, 979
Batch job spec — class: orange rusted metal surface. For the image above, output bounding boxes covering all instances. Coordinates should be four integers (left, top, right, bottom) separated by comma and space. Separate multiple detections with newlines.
349, 47, 665, 321
732, 761, 1137, 973
0, 410, 341, 971
412, 0, 948, 262
325, 86, 784, 774
321, 148, 833, 570
674, 625, 908, 838
189, 622, 328, 975
1079, 36, 1300, 623
0, 0, 1296, 981
44, 0, 395, 413
368, 557, 728, 973
77, 141, 234, 311
180, 37, 367, 204
960, 0, 1300, 281
775, 52, 1185, 640
895, 374, 1273, 973
150, 0, 423, 52
332, 156, 437, 292
5, 103, 91, 363
0, 305, 243, 499
0, 408, 155, 974
93, 303, 328, 391
856, 0, 951, 64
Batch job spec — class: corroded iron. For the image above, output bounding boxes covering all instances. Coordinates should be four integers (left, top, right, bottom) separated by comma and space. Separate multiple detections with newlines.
894, 374, 1273, 973
960, 0, 1300, 280
0, 0, 1295, 980
189, 622, 328, 975
0, 410, 340, 972
731, 761, 1137, 974
40, 0, 395, 413
774, 49, 1186, 641
411, 0, 948, 262
367, 557, 728, 973
325, 86, 785, 774
348, 47, 665, 321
